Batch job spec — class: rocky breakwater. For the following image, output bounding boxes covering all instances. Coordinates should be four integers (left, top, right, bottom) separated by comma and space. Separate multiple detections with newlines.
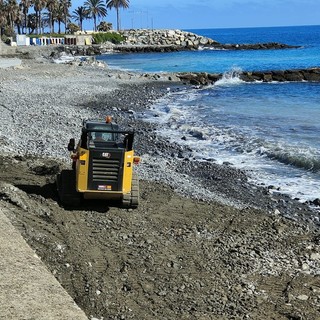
211, 42, 300, 50
115, 29, 218, 52
177, 67, 320, 85
23, 29, 299, 56
113, 29, 299, 52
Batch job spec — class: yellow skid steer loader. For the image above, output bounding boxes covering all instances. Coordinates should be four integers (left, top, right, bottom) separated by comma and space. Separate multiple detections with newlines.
57, 116, 140, 208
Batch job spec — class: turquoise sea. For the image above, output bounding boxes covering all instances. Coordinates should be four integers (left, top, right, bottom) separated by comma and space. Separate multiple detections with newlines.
98, 25, 320, 203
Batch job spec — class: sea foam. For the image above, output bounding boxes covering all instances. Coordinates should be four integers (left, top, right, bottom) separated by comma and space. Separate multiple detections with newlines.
215, 67, 245, 86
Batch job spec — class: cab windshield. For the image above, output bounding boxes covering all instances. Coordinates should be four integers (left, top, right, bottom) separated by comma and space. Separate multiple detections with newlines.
88, 131, 124, 148
91, 131, 115, 142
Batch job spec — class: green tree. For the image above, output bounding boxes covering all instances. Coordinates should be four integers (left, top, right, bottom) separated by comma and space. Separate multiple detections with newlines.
54, 2, 64, 33
0, 1, 8, 37
45, 0, 58, 34
84, 0, 107, 31
97, 21, 112, 32
106, 0, 129, 31
26, 12, 36, 34
33, 0, 47, 34
6, 0, 19, 32
15, 2, 23, 34
73, 6, 89, 31
19, 0, 32, 34
67, 22, 80, 33
60, 0, 71, 33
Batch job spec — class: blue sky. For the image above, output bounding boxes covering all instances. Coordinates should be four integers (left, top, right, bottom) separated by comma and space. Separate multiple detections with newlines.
74, 0, 320, 31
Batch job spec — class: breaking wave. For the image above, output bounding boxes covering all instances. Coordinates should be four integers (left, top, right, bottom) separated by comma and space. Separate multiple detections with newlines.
215, 67, 244, 86
264, 148, 320, 172
139, 77, 320, 202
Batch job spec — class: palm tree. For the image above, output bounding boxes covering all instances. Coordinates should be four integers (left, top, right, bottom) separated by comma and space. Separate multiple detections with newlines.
15, 3, 23, 34
54, 3, 64, 33
33, 0, 47, 34
6, 0, 19, 32
26, 12, 37, 34
106, 0, 129, 31
19, 0, 32, 34
46, 0, 58, 33
84, 0, 107, 32
0, 1, 7, 36
60, 0, 71, 33
73, 6, 88, 31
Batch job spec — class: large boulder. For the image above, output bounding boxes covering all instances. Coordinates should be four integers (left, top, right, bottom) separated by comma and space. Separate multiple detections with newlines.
119, 29, 216, 50
284, 70, 304, 81
302, 68, 320, 81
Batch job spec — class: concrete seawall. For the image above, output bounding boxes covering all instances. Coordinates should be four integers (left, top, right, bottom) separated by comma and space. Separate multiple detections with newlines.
0, 206, 88, 320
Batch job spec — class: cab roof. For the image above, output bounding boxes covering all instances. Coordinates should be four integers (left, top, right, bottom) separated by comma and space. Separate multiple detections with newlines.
82, 120, 119, 133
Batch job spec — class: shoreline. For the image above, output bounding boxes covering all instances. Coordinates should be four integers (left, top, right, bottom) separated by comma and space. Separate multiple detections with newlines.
0, 56, 318, 218
0, 56, 320, 319
4, 44, 320, 85
1, 48, 319, 214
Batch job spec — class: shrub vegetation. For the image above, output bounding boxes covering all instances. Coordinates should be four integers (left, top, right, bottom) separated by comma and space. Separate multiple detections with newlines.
92, 32, 124, 44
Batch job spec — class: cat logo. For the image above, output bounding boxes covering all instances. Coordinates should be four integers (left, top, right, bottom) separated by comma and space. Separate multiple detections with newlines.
102, 152, 111, 158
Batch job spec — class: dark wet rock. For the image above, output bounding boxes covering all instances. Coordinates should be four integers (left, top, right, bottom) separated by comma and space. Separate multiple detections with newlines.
302, 68, 320, 81
176, 67, 320, 86
271, 70, 286, 81
310, 198, 320, 206
111, 42, 300, 53
31, 163, 60, 176
209, 42, 300, 50
284, 70, 304, 81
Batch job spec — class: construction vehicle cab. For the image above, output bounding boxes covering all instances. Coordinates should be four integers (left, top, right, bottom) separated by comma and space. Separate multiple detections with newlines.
57, 116, 140, 208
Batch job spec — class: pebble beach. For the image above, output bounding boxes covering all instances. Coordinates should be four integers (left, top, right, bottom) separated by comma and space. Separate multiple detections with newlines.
0, 49, 320, 319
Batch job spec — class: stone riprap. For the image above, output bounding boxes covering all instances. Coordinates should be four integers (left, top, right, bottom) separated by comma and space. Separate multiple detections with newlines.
177, 67, 320, 85
117, 29, 299, 51
211, 42, 299, 50
241, 68, 320, 82
42, 29, 299, 55
119, 29, 218, 49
